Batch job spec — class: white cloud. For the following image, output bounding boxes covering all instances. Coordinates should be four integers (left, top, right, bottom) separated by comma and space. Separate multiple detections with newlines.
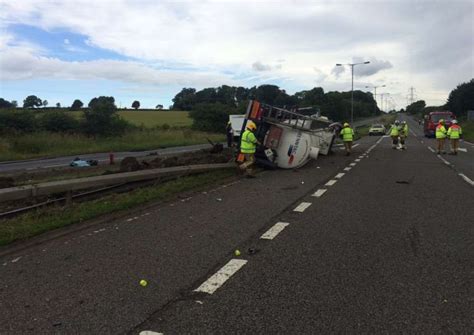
0, 0, 472, 108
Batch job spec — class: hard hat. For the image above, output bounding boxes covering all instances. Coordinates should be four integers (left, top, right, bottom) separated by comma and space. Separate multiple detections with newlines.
395, 120, 400, 124
402, 121, 407, 124
246, 120, 257, 131
227, 121, 231, 124
343, 122, 349, 127
452, 119, 457, 124
439, 119, 444, 123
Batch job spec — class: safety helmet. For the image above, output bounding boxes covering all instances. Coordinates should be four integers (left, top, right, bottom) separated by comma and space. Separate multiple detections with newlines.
395, 120, 400, 124
402, 121, 407, 124
246, 120, 257, 131
439, 119, 444, 124
343, 122, 349, 127
452, 119, 458, 124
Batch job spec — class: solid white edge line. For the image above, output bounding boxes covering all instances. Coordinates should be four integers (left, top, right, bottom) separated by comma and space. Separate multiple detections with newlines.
335, 173, 345, 179
325, 179, 337, 186
260, 222, 290, 240
428, 147, 435, 153
458, 148, 467, 152
194, 259, 248, 294
352, 143, 360, 148
458, 173, 474, 186
294, 202, 312, 212
312, 189, 327, 198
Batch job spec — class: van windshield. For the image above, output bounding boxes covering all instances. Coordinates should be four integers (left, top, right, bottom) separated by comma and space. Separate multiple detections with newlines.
431, 114, 452, 122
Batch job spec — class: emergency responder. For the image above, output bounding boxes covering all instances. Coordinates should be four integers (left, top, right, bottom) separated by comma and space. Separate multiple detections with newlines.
399, 120, 408, 150
340, 122, 354, 156
435, 119, 447, 154
389, 120, 401, 149
239, 120, 261, 177
226, 121, 233, 148
447, 119, 462, 155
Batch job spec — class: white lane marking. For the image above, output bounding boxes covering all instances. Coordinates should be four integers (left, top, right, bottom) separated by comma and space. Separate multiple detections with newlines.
355, 159, 361, 162
458, 148, 467, 152
194, 259, 248, 294
294, 202, 312, 212
358, 156, 364, 159
459, 174, 474, 186
344, 167, 352, 171
382, 135, 390, 138
11, 257, 22, 263
349, 163, 356, 166
335, 173, 345, 179
428, 147, 435, 153
325, 179, 337, 186
312, 189, 327, 198
437, 155, 451, 166
140, 331, 163, 335
260, 222, 290, 240
352, 143, 360, 148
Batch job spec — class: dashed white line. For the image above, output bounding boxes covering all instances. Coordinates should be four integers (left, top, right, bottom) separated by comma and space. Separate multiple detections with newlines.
312, 189, 327, 198
428, 147, 435, 153
458, 173, 474, 186
11, 257, 22, 263
349, 163, 356, 167
335, 173, 345, 179
343, 167, 352, 171
294, 202, 312, 212
437, 155, 451, 166
358, 156, 364, 159
325, 179, 338, 186
260, 222, 290, 240
139, 331, 163, 335
353, 143, 360, 148
194, 259, 248, 294
355, 159, 361, 162
458, 148, 467, 152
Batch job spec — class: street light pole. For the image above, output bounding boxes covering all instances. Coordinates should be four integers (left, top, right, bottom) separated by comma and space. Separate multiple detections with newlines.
336, 61, 370, 125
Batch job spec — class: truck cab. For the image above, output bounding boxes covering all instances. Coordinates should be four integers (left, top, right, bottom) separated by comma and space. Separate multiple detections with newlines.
424, 111, 455, 137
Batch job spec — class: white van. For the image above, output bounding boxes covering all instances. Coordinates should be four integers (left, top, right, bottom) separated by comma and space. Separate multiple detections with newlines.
229, 115, 245, 139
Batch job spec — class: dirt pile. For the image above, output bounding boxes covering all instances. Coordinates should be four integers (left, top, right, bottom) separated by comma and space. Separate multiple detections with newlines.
122, 148, 234, 171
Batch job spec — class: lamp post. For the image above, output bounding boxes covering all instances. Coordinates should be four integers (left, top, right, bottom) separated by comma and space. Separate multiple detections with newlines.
365, 84, 386, 113
336, 61, 370, 124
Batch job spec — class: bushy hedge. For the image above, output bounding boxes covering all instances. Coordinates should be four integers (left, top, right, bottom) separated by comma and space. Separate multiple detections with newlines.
189, 102, 237, 133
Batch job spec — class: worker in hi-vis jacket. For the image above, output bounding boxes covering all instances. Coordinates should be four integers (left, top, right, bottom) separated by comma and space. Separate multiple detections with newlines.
340, 122, 354, 156
239, 120, 260, 177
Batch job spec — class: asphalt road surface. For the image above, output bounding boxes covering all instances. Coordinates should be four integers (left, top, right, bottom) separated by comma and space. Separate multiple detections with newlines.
0, 144, 211, 173
0, 120, 472, 334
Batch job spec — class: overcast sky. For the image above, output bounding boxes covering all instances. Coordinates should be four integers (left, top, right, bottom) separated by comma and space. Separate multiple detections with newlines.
0, 0, 473, 110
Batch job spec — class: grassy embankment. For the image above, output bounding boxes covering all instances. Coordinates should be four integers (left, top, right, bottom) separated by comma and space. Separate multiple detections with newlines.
0, 111, 225, 161
460, 120, 474, 142
0, 169, 235, 246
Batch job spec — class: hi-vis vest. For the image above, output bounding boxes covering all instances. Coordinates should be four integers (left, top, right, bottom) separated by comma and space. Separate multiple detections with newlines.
340, 127, 353, 141
240, 129, 257, 153
436, 124, 447, 139
447, 125, 462, 139
390, 125, 399, 136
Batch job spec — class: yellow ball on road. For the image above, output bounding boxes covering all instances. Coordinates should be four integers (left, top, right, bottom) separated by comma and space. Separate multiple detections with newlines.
140, 279, 148, 287
234, 250, 241, 256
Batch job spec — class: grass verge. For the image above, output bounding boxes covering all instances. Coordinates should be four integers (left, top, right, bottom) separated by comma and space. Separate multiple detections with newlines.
0, 169, 235, 246
460, 120, 474, 142
0, 129, 225, 161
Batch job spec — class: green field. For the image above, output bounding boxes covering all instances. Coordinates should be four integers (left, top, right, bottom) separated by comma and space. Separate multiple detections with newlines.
68, 110, 192, 128
0, 129, 224, 161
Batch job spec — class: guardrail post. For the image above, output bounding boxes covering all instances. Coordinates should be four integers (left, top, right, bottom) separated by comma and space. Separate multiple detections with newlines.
109, 153, 115, 165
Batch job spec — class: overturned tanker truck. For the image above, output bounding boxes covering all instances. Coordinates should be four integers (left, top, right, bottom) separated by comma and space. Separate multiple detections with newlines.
238, 100, 339, 169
